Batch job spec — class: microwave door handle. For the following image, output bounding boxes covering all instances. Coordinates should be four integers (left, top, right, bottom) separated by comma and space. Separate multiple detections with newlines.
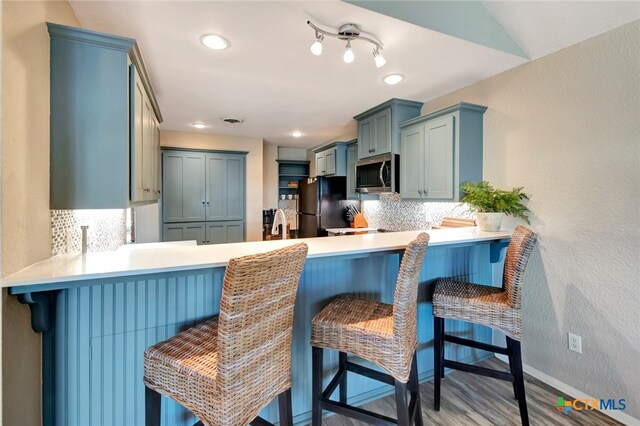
379, 161, 386, 187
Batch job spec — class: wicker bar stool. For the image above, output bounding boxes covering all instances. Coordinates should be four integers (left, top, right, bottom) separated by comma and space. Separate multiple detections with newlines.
143, 243, 308, 426
311, 233, 430, 426
432, 225, 537, 426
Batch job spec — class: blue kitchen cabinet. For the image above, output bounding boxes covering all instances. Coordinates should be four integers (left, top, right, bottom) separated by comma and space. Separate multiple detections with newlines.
162, 151, 206, 222
354, 99, 423, 160
313, 142, 348, 176
48, 23, 162, 209
206, 221, 245, 244
163, 222, 206, 245
399, 102, 487, 201
162, 149, 246, 244
205, 153, 245, 221
346, 140, 358, 200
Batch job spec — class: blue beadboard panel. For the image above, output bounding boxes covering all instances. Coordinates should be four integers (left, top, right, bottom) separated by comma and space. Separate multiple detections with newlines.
54, 244, 496, 426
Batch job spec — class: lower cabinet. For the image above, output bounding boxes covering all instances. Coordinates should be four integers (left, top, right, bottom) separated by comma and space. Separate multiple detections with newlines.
163, 221, 244, 245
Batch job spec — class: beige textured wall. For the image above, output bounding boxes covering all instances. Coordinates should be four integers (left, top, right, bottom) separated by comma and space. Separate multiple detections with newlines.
1, 1, 80, 424
161, 131, 264, 242
423, 21, 640, 419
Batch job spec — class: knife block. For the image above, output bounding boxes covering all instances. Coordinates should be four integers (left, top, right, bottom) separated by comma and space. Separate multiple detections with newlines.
351, 213, 369, 228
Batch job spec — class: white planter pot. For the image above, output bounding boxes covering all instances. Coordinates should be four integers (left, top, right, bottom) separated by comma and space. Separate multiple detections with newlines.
476, 212, 505, 232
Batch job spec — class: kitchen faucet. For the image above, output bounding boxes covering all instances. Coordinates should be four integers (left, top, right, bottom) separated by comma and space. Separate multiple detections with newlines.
271, 209, 288, 240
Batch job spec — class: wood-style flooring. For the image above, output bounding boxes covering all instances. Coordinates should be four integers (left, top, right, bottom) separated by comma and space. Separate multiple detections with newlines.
323, 358, 622, 426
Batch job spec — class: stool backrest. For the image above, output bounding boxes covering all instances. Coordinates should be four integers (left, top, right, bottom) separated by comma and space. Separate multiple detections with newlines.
217, 243, 308, 424
503, 226, 538, 309
393, 233, 430, 341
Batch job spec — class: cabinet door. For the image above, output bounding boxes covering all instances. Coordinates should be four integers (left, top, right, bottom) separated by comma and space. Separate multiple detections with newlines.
400, 125, 425, 199
324, 148, 336, 175
357, 118, 373, 159
162, 151, 206, 222
163, 222, 206, 244
346, 143, 358, 199
373, 109, 391, 155
130, 64, 145, 202
205, 154, 245, 221
315, 152, 326, 176
205, 221, 245, 244
151, 117, 160, 200
142, 97, 154, 200
424, 115, 454, 200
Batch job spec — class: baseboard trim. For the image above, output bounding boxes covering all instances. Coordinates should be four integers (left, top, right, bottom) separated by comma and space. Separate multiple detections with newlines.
495, 355, 639, 426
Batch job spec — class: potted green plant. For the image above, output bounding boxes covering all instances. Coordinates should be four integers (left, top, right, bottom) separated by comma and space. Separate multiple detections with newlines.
460, 181, 531, 231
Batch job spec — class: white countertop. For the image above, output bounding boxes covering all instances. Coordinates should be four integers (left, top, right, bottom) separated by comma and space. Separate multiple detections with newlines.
1, 228, 511, 289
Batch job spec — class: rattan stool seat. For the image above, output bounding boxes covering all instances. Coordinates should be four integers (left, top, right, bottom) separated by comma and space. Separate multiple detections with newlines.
433, 279, 518, 339
431, 226, 537, 426
143, 242, 308, 426
144, 318, 220, 417
311, 233, 430, 426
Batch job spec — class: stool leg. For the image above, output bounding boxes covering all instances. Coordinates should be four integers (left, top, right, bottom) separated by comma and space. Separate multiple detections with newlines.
278, 388, 293, 426
339, 351, 347, 404
145, 386, 161, 426
506, 337, 518, 400
394, 380, 410, 426
409, 354, 423, 426
440, 319, 445, 379
312, 346, 323, 426
511, 340, 529, 426
433, 316, 444, 411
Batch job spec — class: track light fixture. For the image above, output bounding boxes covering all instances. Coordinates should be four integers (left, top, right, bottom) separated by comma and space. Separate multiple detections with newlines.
307, 21, 385, 67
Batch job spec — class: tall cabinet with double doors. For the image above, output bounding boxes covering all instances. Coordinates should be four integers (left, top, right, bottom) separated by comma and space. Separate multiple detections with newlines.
162, 149, 246, 244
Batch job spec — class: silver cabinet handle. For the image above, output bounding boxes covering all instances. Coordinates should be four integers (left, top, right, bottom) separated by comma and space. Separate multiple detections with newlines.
379, 160, 386, 187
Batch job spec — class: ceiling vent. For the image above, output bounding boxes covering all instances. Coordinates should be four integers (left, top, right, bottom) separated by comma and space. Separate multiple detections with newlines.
222, 118, 244, 125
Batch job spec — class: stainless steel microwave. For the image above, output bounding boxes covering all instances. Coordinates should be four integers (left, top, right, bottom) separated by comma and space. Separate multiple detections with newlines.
355, 153, 399, 194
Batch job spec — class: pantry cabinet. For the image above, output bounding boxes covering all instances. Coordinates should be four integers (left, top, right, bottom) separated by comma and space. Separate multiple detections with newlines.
48, 23, 162, 209
399, 103, 486, 201
162, 149, 246, 244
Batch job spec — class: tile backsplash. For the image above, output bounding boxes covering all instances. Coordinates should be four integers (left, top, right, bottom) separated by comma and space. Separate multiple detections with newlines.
51, 209, 127, 255
362, 193, 473, 231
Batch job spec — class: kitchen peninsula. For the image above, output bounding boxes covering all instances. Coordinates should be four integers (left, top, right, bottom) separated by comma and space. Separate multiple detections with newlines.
2, 228, 510, 426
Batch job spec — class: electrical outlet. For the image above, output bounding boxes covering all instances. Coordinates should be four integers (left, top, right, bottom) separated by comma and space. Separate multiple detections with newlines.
568, 333, 582, 353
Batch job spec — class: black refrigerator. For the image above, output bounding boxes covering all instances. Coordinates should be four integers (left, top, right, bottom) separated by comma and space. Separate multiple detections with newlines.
298, 176, 360, 238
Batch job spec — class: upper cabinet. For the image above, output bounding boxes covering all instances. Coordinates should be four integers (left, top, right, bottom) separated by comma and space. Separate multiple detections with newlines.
48, 23, 162, 209
354, 99, 423, 160
346, 140, 358, 200
400, 103, 487, 201
313, 142, 348, 177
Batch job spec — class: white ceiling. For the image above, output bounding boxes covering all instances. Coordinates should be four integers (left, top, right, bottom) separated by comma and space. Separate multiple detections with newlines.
68, 1, 639, 148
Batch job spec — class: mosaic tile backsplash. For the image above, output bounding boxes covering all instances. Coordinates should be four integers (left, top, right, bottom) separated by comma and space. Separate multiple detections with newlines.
362, 193, 474, 231
51, 209, 127, 255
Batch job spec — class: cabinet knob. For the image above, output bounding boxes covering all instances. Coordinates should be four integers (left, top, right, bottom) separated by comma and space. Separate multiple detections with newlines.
202, 201, 206, 205
418, 190, 422, 195
143, 188, 150, 192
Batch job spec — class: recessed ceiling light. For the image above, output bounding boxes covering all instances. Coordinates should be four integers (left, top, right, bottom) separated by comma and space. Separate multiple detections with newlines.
192, 122, 207, 129
382, 74, 405, 85
291, 131, 302, 138
200, 34, 230, 50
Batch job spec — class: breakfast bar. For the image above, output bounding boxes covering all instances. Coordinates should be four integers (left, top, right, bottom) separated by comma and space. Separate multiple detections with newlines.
2, 228, 510, 426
